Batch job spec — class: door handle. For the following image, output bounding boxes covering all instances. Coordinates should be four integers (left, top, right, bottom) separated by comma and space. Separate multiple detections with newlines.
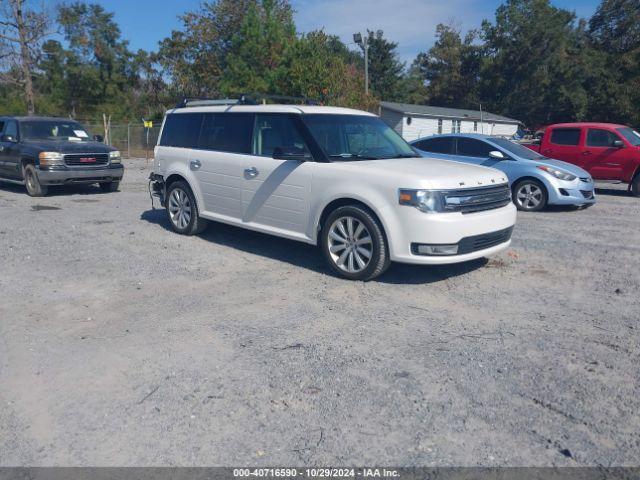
244, 167, 259, 178
189, 159, 201, 171
542, 149, 553, 154
582, 151, 592, 156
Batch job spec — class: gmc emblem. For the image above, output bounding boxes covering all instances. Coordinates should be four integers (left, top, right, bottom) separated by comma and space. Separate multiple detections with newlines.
79, 157, 96, 163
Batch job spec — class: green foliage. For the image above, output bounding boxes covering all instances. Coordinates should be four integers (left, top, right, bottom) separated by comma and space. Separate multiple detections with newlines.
366, 30, 405, 101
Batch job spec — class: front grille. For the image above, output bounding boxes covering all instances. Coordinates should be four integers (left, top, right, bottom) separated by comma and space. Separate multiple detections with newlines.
444, 184, 511, 214
581, 190, 594, 199
457, 227, 513, 255
64, 153, 109, 166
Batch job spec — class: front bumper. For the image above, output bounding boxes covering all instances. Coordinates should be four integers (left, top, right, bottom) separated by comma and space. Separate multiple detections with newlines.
386, 202, 517, 265
546, 177, 596, 206
36, 164, 124, 185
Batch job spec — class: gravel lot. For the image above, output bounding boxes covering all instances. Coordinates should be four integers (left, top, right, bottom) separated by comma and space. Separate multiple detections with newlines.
0, 159, 639, 467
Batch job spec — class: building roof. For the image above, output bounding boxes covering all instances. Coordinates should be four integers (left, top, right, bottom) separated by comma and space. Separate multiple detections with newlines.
380, 101, 520, 124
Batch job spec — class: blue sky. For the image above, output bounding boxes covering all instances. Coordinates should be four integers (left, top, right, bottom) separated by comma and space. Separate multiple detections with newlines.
96, 0, 601, 63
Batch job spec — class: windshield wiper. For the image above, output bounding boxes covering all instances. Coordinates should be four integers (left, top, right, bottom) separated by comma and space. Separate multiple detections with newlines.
329, 153, 380, 160
388, 153, 421, 158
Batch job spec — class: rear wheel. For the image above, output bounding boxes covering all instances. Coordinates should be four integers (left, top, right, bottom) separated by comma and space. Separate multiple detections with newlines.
165, 180, 208, 235
320, 205, 390, 281
24, 164, 48, 197
99, 181, 119, 192
513, 179, 547, 211
631, 174, 640, 197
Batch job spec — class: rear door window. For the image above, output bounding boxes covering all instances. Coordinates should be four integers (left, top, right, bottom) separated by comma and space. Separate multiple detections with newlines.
413, 137, 454, 154
198, 113, 254, 154
456, 138, 493, 157
4, 121, 18, 139
253, 114, 310, 157
586, 129, 620, 147
550, 128, 581, 146
160, 113, 203, 148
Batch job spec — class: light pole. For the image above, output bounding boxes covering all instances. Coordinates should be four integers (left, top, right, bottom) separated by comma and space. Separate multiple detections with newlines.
353, 32, 369, 95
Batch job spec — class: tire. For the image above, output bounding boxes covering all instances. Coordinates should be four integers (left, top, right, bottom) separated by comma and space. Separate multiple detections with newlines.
99, 181, 120, 192
165, 180, 208, 235
320, 205, 390, 281
23, 163, 48, 197
631, 174, 640, 197
512, 178, 548, 211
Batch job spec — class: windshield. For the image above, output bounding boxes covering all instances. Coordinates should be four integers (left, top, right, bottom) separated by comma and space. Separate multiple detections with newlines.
20, 120, 91, 142
617, 127, 640, 146
490, 137, 546, 160
302, 114, 418, 160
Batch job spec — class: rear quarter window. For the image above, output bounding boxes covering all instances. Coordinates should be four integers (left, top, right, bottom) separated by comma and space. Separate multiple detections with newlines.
550, 128, 581, 146
160, 113, 203, 148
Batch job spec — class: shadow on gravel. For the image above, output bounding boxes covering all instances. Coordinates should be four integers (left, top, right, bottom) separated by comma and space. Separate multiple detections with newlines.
0, 182, 111, 197
594, 187, 633, 197
140, 208, 488, 284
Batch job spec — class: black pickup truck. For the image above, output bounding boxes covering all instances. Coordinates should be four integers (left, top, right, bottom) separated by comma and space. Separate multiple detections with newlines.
0, 116, 124, 196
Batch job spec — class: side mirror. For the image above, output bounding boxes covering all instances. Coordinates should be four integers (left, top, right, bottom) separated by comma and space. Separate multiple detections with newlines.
93, 134, 104, 143
489, 150, 506, 160
613, 140, 624, 148
272, 146, 311, 161
1, 134, 17, 143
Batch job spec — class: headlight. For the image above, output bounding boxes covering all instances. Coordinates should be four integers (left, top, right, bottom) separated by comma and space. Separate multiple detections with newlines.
399, 189, 444, 213
38, 152, 64, 166
109, 150, 121, 163
537, 165, 576, 181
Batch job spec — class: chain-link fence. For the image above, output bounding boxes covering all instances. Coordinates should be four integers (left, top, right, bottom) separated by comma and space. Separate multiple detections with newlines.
85, 123, 161, 159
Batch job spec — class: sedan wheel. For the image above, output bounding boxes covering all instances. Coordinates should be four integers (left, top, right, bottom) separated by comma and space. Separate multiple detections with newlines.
514, 180, 547, 211
328, 216, 373, 274
168, 187, 192, 230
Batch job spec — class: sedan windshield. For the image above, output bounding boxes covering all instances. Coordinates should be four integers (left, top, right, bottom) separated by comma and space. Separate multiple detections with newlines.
617, 127, 640, 146
302, 114, 418, 160
20, 120, 91, 142
490, 137, 546, 160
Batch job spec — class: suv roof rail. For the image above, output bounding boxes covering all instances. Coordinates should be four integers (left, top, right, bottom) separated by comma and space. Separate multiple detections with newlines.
175, 94, 319, 109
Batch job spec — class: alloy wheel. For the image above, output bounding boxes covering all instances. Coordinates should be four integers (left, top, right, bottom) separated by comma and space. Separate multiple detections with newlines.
327, 216, 373, 273
168, 187, 192, 230
516, 183, 543, 210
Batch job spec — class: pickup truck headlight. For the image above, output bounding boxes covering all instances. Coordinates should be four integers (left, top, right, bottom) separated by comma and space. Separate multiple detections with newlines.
38, 152, 64, 166
109, 150, 122, 163
399, 189, 444, 213
537, 165, 576, 181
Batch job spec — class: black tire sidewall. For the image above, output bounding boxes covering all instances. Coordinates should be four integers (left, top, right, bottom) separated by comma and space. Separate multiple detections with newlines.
513, 179, 548, 211
165, 181, 200, 235
321, 205, 388, 281
24, 164, 46, 197
632, 176, 640, 197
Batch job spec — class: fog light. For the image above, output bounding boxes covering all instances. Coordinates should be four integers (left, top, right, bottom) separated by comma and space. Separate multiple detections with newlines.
414, 244, 459, 256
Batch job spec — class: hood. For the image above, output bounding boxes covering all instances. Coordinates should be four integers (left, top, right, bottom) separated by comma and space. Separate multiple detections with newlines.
333, 157, 509, 190
21, 139, 114, 153
536, 157, 590, 178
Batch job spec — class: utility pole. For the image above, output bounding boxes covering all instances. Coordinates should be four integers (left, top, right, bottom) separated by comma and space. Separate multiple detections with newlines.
353, 32, 369, 95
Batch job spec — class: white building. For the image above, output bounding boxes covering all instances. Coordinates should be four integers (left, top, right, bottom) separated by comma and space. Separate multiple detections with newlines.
379, 101, 521, 142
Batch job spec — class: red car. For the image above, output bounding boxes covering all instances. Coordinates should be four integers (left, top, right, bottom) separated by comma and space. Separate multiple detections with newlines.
526, 122, 640, 196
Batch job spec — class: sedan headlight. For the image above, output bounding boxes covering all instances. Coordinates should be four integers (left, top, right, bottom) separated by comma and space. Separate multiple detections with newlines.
109, 150, 122, 163
38, 152, 64, 166
399, 189, 445, 213
537, 165, 576, 181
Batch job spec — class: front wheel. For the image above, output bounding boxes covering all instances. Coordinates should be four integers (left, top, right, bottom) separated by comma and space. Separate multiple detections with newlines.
631, 175, 640, 197
320, 205, 390, 281
165, 180, 208, 235
99, 181, 119, 192
513, 179, 548, 211
24, 164, 48, 197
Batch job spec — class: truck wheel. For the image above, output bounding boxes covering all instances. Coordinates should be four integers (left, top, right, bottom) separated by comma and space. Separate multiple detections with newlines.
24, 164, 48, 197
320, 205, 390, 281
513, 179, 547, 211
631, 175, 640, 197
99, 181, 120, 192
165, 180, 208, 235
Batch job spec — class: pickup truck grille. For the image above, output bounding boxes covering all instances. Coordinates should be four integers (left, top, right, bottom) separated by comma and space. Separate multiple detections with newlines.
64, 153, 109, 166
443, 184, 512, 214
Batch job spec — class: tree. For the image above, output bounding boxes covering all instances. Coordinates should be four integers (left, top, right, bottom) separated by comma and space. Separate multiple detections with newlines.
0, 0, 53, 114
412, 24, 481, 108
365, 29, 404, 101
480, 0, 589, 127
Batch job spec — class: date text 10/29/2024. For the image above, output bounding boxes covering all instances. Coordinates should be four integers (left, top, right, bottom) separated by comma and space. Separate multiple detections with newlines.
233, 469, 400, 478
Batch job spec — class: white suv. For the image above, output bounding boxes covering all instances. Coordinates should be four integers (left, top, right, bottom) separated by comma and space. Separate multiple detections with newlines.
150, 101, 517, 280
